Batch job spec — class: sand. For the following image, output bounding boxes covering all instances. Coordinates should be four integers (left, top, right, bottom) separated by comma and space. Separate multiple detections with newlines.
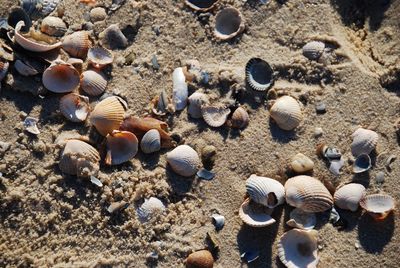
0, 0, 399, 267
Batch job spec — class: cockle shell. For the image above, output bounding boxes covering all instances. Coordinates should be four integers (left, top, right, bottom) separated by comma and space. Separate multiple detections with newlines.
188, 92, 209, 119
172, 67, 188, 111
136, 197, 165, 222
14, 21, 61, 52
201, 105, 231, 127
140, 129, 161, 154
246, 174, 285, 208
62, 31, 91, 59
245, 58, 273, 91
166, 145, 200, 177
302, 41, 325, 60
89, 96, 126, 136
278, 229, 318, 268
239, 198, 276, 227
185, 250, 214, 268
269, 96, 303, 131
40, 16, 67, 37
360, 194, 395, 220
214, 7, 245, 41
60, 93, 90, 122
105, 130, 138, 165
334, 183, 366, 212
230, 107, 249, 129
42, 60, 80, 93
87, 46, 113, 69
351, 128, 379, 156
0, 61, 9, 81
184, 0, 219, 12
286, 208, 316, 230
284, 175, 333, 212
80, 70, 107, 96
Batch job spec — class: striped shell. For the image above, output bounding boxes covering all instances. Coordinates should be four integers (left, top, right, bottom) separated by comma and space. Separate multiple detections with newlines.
230, 106, 249, 129
140, 129, 161, 154
172, 67, 188, 111
62, 31, 91, 59
360, 194, 395, 220
166, 145, 200, 177
0, 61, 9, 81
245, 58, 273, 91
188, 92, 209, 119
270, 96, 303, 131
87, 46, 113, 69
246, 174, 285, 208
239, 198, 276, 227
80, 70, 107, 96
351, 128, 379, 156
201, 105, 230, 127
60, 93, 90, 122
89, 96, 126, 136
184, 0, 219, 12
185, 250, 214, 268
286, 208, 316, 230
334, 183, 366, 212
136, 197, 165, 222
40, 16, 67, 37
105, 130, 138, 165
214, 7, 245, 41
302, 41, 325, 60
284, 175, 333, 212
14, 21, 61, 52
42, 60, 80, 93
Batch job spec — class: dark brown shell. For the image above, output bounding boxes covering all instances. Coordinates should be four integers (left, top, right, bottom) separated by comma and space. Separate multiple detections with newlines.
185, 250, 214, 268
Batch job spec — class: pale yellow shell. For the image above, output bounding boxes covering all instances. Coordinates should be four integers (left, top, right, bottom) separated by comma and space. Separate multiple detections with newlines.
106, 130, 138, 165
214, 7, 245, 41
60, 93, 90, 122
42, 60, 80, 93
360, 194, 395, 220
239, 198, 276, 227
270, 96, 303, 131
334, 183, 366, 212
62, 31, 91, 59
40, 16, 67, 37
14, 21, 61, 52
166, 145, 200, 177
351, 128, 379, 156
245, 174, 285, 208
201, 105, 230, 127
80, 70, 107, 96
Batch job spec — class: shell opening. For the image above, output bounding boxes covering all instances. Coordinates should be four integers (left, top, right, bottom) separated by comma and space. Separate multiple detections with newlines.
215, 9, 241, 35
267, 192, 278, 207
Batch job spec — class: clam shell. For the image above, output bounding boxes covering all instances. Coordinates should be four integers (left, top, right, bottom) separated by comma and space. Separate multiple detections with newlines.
239, 198, 276, 227
105, 130, 138, 165
14, 60, 39, 76
214, 7, 245, 41
230, 106, 249, 129
42, 60, 80, 93
172, 67, 188, 111
284, 175, 333, 212
270, 96, 303, 131
334, 183, 366, 212
89, 96, 126, 136
302, 41, 325, 60
360, 194, 395, 220
166, 145, 200, 177
245, 58, 273, 91
14, 21, 61, 52
184, 0, 219, 12
351, 128, 379, 156
40, 16, 67, 37
80, 70, 107, 96
201, 105, 231, 127
0, 61, 10, 81
286, 208, 316, 230
278, 229, 318, 268
136, 197, 165, 222
87, 46, 113, 69
185, 250, 214, 268
188, 92, 209, 119
353, 154, 372, 173
62, 31, 91, 59
245, 174, 285, 208
140, 129, 161, 154
60, 93, 90, 122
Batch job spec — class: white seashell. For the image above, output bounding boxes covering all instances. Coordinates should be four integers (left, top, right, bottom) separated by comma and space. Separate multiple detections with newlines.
302, 41, 325, 60
140, 129, 161, 154
329, 158, 344, 176
172, 67, 188, 111
245, 174, 285, 208
278, 229, 318, 268
80, 70, 107, 96
284, 175, 333, 212
0, 61, 10, 81
245, 58, 274, 91
87, 46, 113, 69
184, 0, 219, 12
214, 7, 245, 41
239, 198, 276, 227
286, 208, 316, 230
105, 130, 138, 165
42, 60, 80, 93
23, 116, 40, 135
166, 145, 200, 177
201, 104, 231, 127
269, 96, 303, 131
230, 107, 249, 129
14, 21, 61, 52
60, 93, 90, 122
188, 92, 209, 119
334, 183, 366, 212
62, 31, 91, 59
353, 154, 372, 173
136, 197, 165, 222
14, 60, 39, 76
290, 153, 314, 173
40, 16, 67, 37
351, 128, 379, 156
211, 213, 225, 230
360, 194, 395, 221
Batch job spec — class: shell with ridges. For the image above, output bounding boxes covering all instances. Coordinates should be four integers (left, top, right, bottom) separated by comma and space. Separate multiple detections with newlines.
136, 197, 165, 222
334, 183, 366, 212
245, 58, 273, 91
166, 145, 200, 177
140, 129, 161, 154
80, 70, 107, 96
230, 106, 249, 129
42, 60, 80, 93
60, 93, 90, 122
184, 0, 219, 12
105, 130, 138, 165
269, 96, 303, 131
188, 92, 209, 119
302, 41, 325, 60
360, 194, 395, 220
185, 250, 214, 268
14, 21, 61, 52
246, 174, 285, 208
201, 104, 230, 127
351, 128, 379, 156
239, 198, 276, 227
87, 46, 113, 69
214, 7, 245, 41
40, 16, 67, 37
62, 31, 91, 59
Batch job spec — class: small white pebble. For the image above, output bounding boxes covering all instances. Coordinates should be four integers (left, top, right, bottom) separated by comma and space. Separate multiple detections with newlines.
355, 242, 360, 249
314, 127, 323, 137
375, 171, 385, 183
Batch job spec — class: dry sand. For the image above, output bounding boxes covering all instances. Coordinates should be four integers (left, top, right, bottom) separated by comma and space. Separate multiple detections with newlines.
1, 0, 400, 267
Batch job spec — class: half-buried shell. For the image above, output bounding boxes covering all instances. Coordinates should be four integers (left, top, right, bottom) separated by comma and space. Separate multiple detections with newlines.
351, 128, 379, 157
184, 0, 219, 12
42, 60, 80, 93
202, 104, 230, 127
269, 96, 303, 131
334, 183, 365, 212
80, 70, 107, 96
166, 145, 200, 177
360, 194, 395, 220
14, 21, 61, 52
286, 208, 316, 230
246, 174, 285, 208
214, 7, 245, 41
239, 198, 276, 227
140, 129, 161, 154
62, 31, 91, 59
87, 46, 113, 69
188, 92, 209, 119
245, 58, 273, 91
185, 250, 214, 268
136, 197, 165, 222
60, 93, 90, 122
105, 130, 138, 165
302, 41, 325, 61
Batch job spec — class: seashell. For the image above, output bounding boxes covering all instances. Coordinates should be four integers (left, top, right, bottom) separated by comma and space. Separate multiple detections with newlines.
14, 21, 61, 52
359, 194, 395, 220
278, 229, 318, 268
105, 130, 138, 165
99, 24, 128, 50
245, 58, 273, 91
284, 175, 333, 213
90, 7, 107, 22
22, 0, 61, 18
269, 96, 303, 131
140, 129, 161, 154
286, 208, 316, 230
239, 198, 276, 227
151, 89, 169, 116
59, 139, 100, 177
245, 174, 285, 208
290, 153, 314, 173
302, 41, 325, 60
40, 16, 67, 37
353, 154, 371, 173
334, 183, 366, 212
230, 107, 249, 129
184, 0, 219, 12
89, 96, 126, 136
60, 93, 90, 122
211, 213, 225, 230
107, 201, 129, 214
136, 197, 165, 222
87, 46, 114, 69
166, 145, 200, 177
351, 128, 379, 156
80, 70, 107, 96
172, 67, 188, 111
185, 250, 214, 268
329, 158, 344, 176
23, 116, 40, 135
62, 31, 91, 59
90, 176, 103, 187
67, 58, 84, 73
42, 60, 80, 93
197, 168, 215, 180
0, 61, 10, 81
8, 7, 31, 32
188, 92, 209, 119
241, 251, 259, 264
201, 104, 231, 127
14, 60, 39, 76
214, 7, 245, 41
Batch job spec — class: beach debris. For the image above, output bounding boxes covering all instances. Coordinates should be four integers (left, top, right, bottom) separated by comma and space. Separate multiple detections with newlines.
166, 145, 200, 177
14, 21, 61, 52
80, 70, 107, 96
269, 96, 303, 131
245, 58, 273, 91
151, 55, 159, 70
229, 107, 249, 129
172, 67, 188, 111
21, 0, 61, 18
246, 174, 285, 208
240, 250, 260, 264
329, 158, 344, 176
239, 198, 276, 227
90, 7, 107, 22
105, 130, 138, 165
140, 129, 161, 154
351, 128, 379, 157
317, 144, 345, 175
314, 127, 323, 137
360, 194, 395, 221
188, 92, 209, 119
99, 24, 128, 50
211, 213, 225, 230
90, 176, 103, 187
290, 153, 314, 173
302, 41, 325, 60
151, 89, 170, 116
107, 201, 129, 213
62, 31, 91, 59
40, 16, 67, 37
23, 116, 40, 135
184, 250, 214, 268
334, 183, 366, 211
87, 46, 114, 69
136, 197, 165, 222
286, 208, 316, 230
197, 168, 215, 180
353, 154, 372, 173
42, 60, 80, 93
184, 0, 219, 12
60, 93, 90, 122
315, 102, 326, 114
375, 171, 385, 184
214, 7, 245, 41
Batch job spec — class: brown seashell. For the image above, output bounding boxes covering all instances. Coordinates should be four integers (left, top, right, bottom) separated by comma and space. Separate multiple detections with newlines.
360, 194, 395, 221
87, 46, 114, 69
185, 249, 214, 268
40, 16, 67, 37
184, 0, 219, 12
214, 7, 245, 41
201, 104, 231, 127
269, 96, 303, 131
230, 107, 249, 129
80, 70, 107, 96
62, 31, 91, 59
14, 21, 61, 52
105, 130, 138, 165
60, 93, 90, 122
239, 198, 276, 227
42, 60, 80, 93
334, 183, 366, 212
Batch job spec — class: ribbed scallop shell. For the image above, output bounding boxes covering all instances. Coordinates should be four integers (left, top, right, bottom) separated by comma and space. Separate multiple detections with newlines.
302, 41, 325, 60
166, 145, 200, 177
188, 92, 209, 119
60, 93, 90, 122
286, 208, 316, 230
351, 128, 379, 156
278, 229, 318, 268
184, 0, 219, 12
0, 61, 9, 81
14, 21, 61, 52
89, 96, 126, 136
239, 198, 276, 227
231, 106, 249, 129
136, 197, 165, 222
105, 130, 138, 165
140, 129, 161, 154
201, 105, 231, 127
62, 31, 91, 59
246, 174, 285, 208
80, 70, 107, 96
245, 58, 273, 91
334, 183, 366, 212
284, 175, 333, 212
270, 96, 303, 131
214, 7, 245, 41
185, 250, 214, 268
360, 194, 395, 220
87, 46, 113, 69
42, 60, 80, 93
40, 16, 67, 37
172, 67, 188, 111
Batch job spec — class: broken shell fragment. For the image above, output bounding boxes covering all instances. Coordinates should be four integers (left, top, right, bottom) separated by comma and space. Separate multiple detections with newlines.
353, 154, 372, 173
151, 89, 169, 116
87, 46, 114, 69
286, 208, 316, 230
185, 250, 214, 268
42, 60, 80, 93
211, 213, 225, 230
172, 67, 188, 111
329, 158, 344, 176
80, 70, 107, 96
269, 96, 303, 131
14, 21, 61, 52
246, 174, 285, 208
201, 105, 231, 127
107, 201, 129, 213
60, 93, 90, 122
24, 116, 40, 135
0, 61, 10, 81
40, 16, 67, 37
239, 198, 276, 227
62, 31, 91, 59
245, 58, 273, 91
290, 153, 314, 173
230, 107, 249, 129
360, 194, 395, 220
334, 183, 366, 212
188, 92, 209, 119
166, 145, 200, 177
241, 251, 260, 264
136, 197, 165, 222
99, 24, 128, 50
302, 41, 325, 60
197, 168, 215, 180
184, 0, 219, 12
105, 130, 138, 165
214, 7, 245, 41
351, 128, 379, 157
140, 129, 161, 154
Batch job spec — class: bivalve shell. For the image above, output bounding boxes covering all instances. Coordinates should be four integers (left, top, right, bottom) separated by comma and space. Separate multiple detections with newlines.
140, 129, 161, 154
334, 183, 366, 212
201, 105, 231, 127
40, 16, 67, 37
230, 107, 249, 129
105, 130, 138, 165
290, 153, 314, 173
42, 60, 80, 93
14, 21, 61, 52
214, 7, 245, 41
239, 198, 276, 227
245, 58, 273, 91
62, 31, 91, 59
245, 174, 285, 208
351, 128, 379, 156
80, 70, 107, 96
270, 96, 303, 131
185, 249, 214, 268
188, 92, 209, 119
87, 46, 113, 69
136, 197, 165, 222
60, 93, 90, 122
14, 60, 39, 76
166, 145, 200, 177
286, 208, 316, 230
172, 67, 188, 111
184, 0, 219, 12
302, 41, 325, 60
360, 194, 395, 220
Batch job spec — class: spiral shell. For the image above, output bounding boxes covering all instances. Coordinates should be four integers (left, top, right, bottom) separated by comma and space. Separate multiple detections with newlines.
42, 60, 80, 93
185, 250, 214, 268
184, 0, 219, 12
60, 93, 90, 122
172, 67, 188, 111
87, 46, 114, 69
239, 198, 276, 227
140, 129, 161, 154
245, 58, 273, 91
40, 16, 67, 37
230, 106, 249, 129
188, 92, 209, 119
14, 21, 61, 52
136, 197, 165, 222
214, 7, 245, 41
246, 174, 285, 208
105, 130, 138, 165
334, 183, 366, 212
360, 194, 395, 220
302, 41, 325, 60
80, 70, 107, 96
166, 145, 200, 177
269, 96, 303, 131
62, 31, 91, 59
201, 105, 230, 127
351, 128, 379, 156
284, 175, 333, 212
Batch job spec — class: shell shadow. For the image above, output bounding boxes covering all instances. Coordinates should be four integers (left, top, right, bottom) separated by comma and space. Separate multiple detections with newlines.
335, 207, 362, 232
165, 166, 194, 195
268, 119, 297, 144
136, 151, 161, 171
